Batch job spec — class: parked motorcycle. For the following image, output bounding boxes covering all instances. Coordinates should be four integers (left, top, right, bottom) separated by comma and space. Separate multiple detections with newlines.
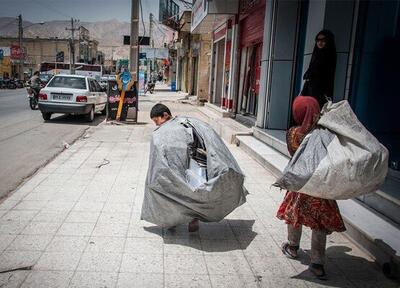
16, 79, 24, 88
7, 78, 17, 89
145, 81, 155, 94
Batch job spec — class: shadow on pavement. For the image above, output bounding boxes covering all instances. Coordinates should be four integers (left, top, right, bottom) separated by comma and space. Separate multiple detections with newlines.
144, 219, 257, 253
43, 113, 106, 126
291, 245, 398, 287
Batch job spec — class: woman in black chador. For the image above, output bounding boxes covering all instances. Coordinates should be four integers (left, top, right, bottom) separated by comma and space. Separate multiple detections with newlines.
301, 30, 337, 108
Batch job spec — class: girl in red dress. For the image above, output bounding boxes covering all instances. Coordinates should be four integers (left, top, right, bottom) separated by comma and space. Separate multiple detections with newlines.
276, 96, 346, 279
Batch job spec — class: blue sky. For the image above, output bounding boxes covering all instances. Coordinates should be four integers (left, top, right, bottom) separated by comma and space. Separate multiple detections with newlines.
0, 0, 162, 22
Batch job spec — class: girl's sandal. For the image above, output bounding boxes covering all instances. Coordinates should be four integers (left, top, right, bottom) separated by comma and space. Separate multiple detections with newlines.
281, 242, 299, 259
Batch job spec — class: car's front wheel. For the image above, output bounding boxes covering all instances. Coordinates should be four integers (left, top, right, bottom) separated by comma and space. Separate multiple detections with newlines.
101, 104, 107, 115
42, 112, 52, 121
86, 106, 95, 122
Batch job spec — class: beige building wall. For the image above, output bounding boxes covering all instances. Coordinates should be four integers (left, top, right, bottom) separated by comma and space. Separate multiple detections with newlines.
0, 37, 95, 75
196, 33, 211, 102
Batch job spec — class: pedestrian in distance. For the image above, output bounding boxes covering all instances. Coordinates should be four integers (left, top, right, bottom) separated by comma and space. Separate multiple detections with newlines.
301, 30, 337, 108
276, 96, 346, 279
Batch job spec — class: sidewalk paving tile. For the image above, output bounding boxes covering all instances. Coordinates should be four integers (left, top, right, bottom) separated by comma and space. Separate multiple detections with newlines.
120, 253, 163, 273
201, 239, 242, 256
0, 220, 30, 235
164, 254, 208, 275
44, 201, 76, 212
85, 236, 125, 253
35, 252, 81, 271
97, 212, 131, 224
164, 273, 212, 288
64, 211, 100, 223
21, 222, 62, 236
91, 222, 129, 237
68, 272, 118, 288
13, 200, 48, 211
56, 222, 95, 237
163, 237, 203, 255
0, 251, 42, 271
204, 254, 254, 275
116, 272, 163, 288
46, 236, 89, 252
20, 271, 73, 288
124, 237, 164, 254
76, 252, 122, 272
6, 235, 53, 252
0, 271, 30, 288
1, 210, 39, 222
31, 211, 69, 223
0, 234, 17, 252
71, 201, 104, 212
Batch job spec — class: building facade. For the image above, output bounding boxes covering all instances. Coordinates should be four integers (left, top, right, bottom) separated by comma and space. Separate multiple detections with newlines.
0, 27, 100, 78
188, 0, 400, 275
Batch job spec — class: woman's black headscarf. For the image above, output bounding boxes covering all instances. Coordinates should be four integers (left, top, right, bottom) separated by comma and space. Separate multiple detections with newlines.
302, 29, 337, 107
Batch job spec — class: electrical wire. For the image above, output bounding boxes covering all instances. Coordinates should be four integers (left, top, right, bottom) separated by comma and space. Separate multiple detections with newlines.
0, 18, 18, 30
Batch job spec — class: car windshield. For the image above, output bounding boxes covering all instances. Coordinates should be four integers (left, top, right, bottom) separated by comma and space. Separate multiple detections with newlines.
47, 76, 86, 89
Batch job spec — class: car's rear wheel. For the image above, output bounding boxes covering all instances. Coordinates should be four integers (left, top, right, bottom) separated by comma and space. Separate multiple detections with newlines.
42, 112, 52, 121
86, 106, 95, 122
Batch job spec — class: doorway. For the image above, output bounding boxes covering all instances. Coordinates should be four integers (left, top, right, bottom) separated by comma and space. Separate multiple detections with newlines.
212, 40, 225, 106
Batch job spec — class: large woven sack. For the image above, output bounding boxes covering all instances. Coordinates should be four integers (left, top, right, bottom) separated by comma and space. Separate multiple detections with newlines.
274, 100, 389, 200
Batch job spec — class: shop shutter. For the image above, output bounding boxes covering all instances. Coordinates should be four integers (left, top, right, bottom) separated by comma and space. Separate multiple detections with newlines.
240, 8, 265, 48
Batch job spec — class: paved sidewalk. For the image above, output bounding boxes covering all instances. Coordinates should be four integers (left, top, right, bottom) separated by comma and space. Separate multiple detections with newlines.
0, 91, 398, 287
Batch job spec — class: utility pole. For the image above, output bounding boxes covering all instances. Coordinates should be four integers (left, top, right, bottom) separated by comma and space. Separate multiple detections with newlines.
18, 14, 23, 80
150, 13, 154, 74
130, 0, 139, 81
66, 18, 78, 74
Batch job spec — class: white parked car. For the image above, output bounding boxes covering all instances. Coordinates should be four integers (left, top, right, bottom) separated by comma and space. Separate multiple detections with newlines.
38, 75, 107, 122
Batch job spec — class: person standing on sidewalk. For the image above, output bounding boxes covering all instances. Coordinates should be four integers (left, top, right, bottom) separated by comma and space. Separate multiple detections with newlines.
301, 30, 336, 108
142, 103, 246, 232
276, 96, 346, 279
144, 103, 199, 232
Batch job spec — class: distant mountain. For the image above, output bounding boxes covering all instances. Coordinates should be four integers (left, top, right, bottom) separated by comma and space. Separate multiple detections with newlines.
0, 17, 174, 60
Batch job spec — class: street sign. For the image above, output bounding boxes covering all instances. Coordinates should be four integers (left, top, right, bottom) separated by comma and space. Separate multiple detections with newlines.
10, 44, 24, 60
123, 36, 150, 46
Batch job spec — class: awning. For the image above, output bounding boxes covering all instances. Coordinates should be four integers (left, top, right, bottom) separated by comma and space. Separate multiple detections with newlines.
191, 0, 239, 34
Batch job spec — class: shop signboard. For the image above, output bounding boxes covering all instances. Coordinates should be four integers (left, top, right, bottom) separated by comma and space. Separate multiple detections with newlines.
0, 47, 11, 58
10, 44, 24, 60
191, 0, 208, 32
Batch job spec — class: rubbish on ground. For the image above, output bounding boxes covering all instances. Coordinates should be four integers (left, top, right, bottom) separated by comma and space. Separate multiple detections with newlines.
62, 141, 70, 149
0, 266, 33, 274
96, 158, 110, 169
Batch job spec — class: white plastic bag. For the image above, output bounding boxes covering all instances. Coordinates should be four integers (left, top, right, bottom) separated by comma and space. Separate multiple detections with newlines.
274, 100, 389, 200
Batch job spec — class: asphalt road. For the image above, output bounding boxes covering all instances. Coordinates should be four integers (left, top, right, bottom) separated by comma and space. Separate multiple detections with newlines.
0, 88, 105, 199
